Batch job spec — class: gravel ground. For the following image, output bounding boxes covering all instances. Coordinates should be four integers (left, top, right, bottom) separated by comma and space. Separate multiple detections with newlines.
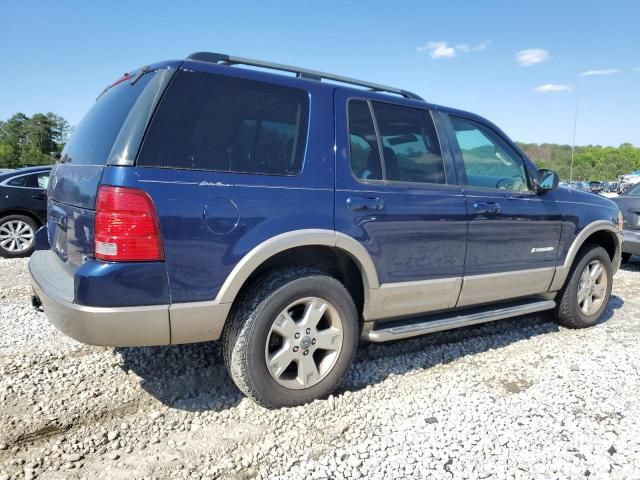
1, 257, 639, 479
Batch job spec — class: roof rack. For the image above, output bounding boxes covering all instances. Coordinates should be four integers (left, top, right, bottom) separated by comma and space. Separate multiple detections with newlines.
186, 52, 424, 101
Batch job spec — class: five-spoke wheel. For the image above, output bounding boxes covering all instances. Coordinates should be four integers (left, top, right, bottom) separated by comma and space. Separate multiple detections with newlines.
265, 297, 343, 389
555, 244, 613, 329
577, 260, 608, 315
223, 268, 358, 408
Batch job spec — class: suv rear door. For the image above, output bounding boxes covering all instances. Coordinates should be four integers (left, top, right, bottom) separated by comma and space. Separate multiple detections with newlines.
442, 113, 562, 306
334, 89, 467, 319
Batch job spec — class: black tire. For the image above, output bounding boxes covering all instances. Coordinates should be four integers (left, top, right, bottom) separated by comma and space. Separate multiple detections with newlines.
0, 215, 38, 258
554, 244, 613, 329
621, 252, 632, 264
222, 267, 359, 408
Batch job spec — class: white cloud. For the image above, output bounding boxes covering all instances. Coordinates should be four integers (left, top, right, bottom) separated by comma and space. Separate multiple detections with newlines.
534, 83, 571, 93
516, 49, 550, 66
417, 41, 456, 58
579, 68, 619, 76
418, 40, 490, 59
471, 40, 491, 51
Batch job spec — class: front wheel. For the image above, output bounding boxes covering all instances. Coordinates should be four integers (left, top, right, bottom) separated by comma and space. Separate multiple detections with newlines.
554, 244, 613, 329
222, 268, 359, 408
0, 215, 37, 258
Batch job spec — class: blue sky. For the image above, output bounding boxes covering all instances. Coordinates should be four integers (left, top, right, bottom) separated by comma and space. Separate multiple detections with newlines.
1, 1, 638, 146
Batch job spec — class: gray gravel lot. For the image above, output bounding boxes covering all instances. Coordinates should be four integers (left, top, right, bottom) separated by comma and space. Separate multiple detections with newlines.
1, 257, 639, 479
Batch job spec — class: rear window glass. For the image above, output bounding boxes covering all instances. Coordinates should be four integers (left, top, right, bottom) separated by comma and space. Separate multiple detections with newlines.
372, 102, 445, 185
137, 70, 309, 176
59, 73, 154, 165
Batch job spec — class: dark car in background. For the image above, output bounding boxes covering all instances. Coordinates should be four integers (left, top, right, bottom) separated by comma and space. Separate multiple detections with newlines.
0, 166, 51, 257
589, 181, 604, 193
612, 182, 640, 262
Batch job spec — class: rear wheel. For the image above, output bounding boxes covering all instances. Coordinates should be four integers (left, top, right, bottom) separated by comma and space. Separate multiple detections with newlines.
223, 268, 358, 408
621, 252, 632, 264
0, 215, 37, 258
554, 244, 613, 328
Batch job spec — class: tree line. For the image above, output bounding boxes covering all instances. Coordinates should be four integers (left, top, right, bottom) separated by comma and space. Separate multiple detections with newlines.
517, 142, 640, 181
0, 113, 70, 168
1, 112, 639, 182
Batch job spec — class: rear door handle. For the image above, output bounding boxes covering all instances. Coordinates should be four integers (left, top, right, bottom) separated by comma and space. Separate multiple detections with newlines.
473, 201, 501, 214
347, 196, 384, 212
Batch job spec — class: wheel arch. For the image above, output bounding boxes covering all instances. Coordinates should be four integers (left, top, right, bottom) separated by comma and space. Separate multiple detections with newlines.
215, 229, 379, 307
0, 209, 43, 227
549, 220, 621, 291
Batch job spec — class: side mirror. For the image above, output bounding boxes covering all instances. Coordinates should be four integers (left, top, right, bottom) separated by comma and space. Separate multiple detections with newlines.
535, 169, 559, 193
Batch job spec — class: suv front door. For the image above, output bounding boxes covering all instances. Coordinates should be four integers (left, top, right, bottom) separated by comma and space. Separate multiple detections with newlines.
334, 89, 467, 320
444, 114, 562, 307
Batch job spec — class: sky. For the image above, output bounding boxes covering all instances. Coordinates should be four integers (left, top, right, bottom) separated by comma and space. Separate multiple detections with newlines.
1, 1, 638, 146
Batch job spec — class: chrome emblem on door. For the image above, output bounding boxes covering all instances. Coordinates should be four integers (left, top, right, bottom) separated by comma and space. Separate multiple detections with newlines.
531, 247, 554, 253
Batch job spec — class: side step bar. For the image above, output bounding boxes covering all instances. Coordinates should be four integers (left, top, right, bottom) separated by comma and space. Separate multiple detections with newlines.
363, 299, 556, 343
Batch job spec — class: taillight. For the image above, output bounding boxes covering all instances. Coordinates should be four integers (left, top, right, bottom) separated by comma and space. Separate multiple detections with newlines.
94, 186, 164, 262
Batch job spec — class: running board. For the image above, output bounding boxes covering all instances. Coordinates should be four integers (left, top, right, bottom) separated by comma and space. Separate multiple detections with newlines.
363, 299, 556, 343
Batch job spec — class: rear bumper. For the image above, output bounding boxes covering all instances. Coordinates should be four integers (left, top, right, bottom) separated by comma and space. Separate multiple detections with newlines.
29, 250, 231, 347
622, 229, 640, 256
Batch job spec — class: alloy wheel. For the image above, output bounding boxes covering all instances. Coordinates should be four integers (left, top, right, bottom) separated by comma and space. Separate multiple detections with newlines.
265, 297, 344, 390
577, 259, 608, 315
0, 220, 34, 253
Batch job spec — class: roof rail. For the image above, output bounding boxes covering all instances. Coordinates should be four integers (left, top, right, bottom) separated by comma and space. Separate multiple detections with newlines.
186, 52, 424, 101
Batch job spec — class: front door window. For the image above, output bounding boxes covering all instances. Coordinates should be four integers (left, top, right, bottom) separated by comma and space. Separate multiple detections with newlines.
450, 116, 530, 192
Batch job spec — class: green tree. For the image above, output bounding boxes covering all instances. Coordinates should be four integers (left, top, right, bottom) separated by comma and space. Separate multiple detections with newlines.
0, 112, 71, 168
517, 142, 640, 181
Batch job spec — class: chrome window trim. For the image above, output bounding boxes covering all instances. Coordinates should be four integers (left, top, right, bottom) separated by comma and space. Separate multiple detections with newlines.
0, 170, 50, 190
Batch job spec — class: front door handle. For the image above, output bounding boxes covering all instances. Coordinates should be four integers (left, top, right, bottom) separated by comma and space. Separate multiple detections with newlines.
32, 194, 47, 200
473, 201, 501, 214
347, 196, 384, 212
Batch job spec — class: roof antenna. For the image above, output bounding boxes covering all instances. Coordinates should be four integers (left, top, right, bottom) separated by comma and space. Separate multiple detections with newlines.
569, 78, 580, 184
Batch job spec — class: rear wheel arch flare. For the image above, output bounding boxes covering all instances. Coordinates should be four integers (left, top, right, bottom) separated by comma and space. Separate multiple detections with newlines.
215, 229, 378, 313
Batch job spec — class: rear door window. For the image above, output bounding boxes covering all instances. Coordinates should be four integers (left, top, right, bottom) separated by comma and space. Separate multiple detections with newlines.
6, 172, 49, 188
7, 175, 30, 187
138, 71, 309, 176
372, 102, 445, 184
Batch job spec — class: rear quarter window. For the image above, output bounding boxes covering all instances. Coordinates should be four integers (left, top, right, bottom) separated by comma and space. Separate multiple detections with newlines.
137, 70, 309, 176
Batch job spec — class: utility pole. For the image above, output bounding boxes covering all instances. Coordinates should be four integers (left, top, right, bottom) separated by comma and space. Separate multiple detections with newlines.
569, 79, 580, 184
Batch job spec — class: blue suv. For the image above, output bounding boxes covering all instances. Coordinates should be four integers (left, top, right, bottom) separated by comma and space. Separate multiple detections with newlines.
30, 52, 622, 407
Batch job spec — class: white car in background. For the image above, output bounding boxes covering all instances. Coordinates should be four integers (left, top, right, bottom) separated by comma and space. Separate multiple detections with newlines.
618, 173, 640, 194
